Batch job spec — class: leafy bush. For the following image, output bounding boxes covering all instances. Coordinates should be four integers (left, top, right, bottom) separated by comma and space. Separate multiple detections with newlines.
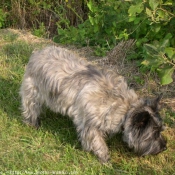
32, 22, 47, 37
54, 0, 175, 84
54, 0, 130, 55
128, 0, 175, 85
142, 35, 175, 85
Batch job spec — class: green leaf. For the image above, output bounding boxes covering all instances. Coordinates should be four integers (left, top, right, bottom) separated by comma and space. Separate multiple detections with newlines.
133, 17, 141, 24
141, 59, 150, 67
149, 0, 160, 10
87, 1, 94, 12
88, 15, 94, 25
146, 8, 152, 17
165, 47, 175, 59
165, 33, 173, 39
160, 33, 172, 49
128, 3, 144, 16
144, 43, 159, 55
161, 39, 170, 49
163, 1, 172, 5
128, 16, 136, 22
157, 9, 165, 18
136, 38, 149, 47
117, 29, 129, 40
141, 56, 164, 69
152, 25, 161, 33
157, 67, 174, 85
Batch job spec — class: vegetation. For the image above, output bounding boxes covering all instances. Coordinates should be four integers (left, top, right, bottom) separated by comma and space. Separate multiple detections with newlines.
0, 0, 175, 84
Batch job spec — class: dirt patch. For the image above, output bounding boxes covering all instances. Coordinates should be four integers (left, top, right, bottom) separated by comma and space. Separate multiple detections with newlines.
2, 28, 52, 44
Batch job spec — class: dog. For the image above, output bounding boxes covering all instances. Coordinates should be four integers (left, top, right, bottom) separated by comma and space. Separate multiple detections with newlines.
20, 46, 167, 163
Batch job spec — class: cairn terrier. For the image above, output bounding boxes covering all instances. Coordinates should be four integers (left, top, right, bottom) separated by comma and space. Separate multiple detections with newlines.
20, 46, 167, 162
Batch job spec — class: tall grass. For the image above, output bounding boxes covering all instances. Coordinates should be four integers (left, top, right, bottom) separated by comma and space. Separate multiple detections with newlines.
0, 0, 87, 37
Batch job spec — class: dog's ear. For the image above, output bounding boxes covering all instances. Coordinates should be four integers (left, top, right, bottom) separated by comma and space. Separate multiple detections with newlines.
133, 110, 162, 129
152, 93, 163, 111
133, 111, 151, 128
146, 93, 163, 112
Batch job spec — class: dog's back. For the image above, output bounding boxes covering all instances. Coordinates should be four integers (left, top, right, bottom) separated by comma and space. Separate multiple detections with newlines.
26, 46, 88, 82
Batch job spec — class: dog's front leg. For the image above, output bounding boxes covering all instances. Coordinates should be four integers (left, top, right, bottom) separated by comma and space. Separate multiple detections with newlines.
78, 127, 110, 163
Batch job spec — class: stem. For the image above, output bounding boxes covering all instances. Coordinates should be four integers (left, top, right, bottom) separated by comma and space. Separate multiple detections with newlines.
162, 53, 175, 67
67, 4, 84, 23
156, 7, 175, 18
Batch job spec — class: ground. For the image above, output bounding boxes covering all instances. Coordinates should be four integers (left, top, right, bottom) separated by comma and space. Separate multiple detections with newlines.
0, 28, 175, 174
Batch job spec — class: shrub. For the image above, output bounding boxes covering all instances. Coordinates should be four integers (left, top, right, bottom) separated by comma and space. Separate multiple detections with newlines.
54, 0, 175, 84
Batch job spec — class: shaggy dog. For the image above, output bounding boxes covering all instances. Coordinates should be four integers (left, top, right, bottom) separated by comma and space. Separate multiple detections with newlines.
20, 46, 167, 162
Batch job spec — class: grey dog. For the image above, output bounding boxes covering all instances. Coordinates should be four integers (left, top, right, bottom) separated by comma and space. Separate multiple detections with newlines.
20, 46, 167, 162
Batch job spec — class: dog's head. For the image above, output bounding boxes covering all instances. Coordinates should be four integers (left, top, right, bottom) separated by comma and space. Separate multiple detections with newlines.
123, 94, 167, 156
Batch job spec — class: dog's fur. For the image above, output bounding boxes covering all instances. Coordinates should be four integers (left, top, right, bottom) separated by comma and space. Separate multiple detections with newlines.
20, 46, 167, 162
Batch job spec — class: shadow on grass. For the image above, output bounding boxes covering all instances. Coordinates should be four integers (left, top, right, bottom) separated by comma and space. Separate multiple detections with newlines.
0, 76, 21, 120
40, 108, 81, 149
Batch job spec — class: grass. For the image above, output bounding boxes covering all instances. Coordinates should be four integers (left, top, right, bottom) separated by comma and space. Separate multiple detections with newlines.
0, 28, 175, 175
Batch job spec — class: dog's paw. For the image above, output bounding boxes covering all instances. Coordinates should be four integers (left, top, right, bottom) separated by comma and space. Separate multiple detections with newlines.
99, 154, 110, 164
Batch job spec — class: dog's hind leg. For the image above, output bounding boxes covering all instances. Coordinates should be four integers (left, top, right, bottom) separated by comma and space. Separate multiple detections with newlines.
78, 127, 110, 163
20, 76, 42, 128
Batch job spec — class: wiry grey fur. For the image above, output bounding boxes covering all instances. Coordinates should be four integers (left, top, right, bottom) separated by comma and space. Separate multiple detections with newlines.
20, 46, 167, 162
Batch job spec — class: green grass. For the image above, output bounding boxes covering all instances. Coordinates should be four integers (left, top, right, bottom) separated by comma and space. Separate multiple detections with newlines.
0, 29, 175, 175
